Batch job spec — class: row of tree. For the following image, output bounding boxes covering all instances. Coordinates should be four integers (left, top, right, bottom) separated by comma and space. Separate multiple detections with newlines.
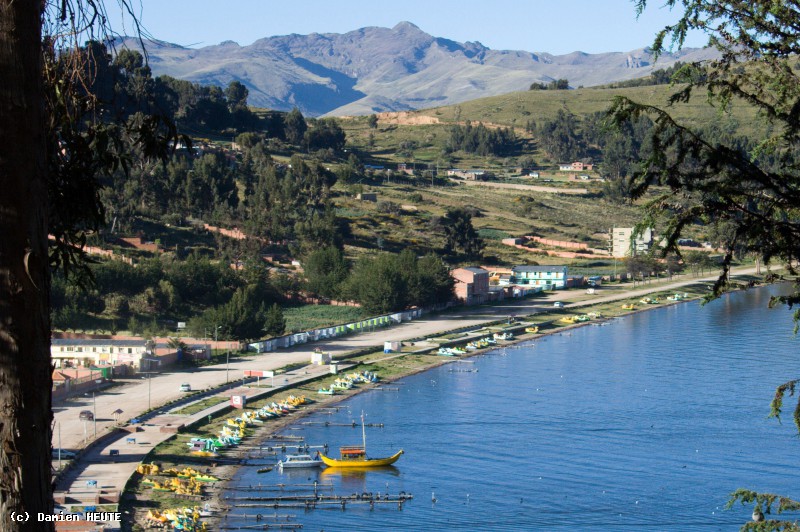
529, 78, 570, 90
304, 247, 455, 314
446, 122, 518, 157
603, 62, 706, 89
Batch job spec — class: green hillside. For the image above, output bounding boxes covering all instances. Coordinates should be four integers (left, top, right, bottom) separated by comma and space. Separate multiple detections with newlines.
338, 83, 762, 170
328, 82, 753, 270
49, 48, 746, 338
423, 84, 758, 131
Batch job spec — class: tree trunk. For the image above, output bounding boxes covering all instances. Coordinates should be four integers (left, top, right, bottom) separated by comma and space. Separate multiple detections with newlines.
0, 1, 54, 530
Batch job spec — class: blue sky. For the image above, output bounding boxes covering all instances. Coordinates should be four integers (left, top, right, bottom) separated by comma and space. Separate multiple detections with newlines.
109, 0, 708, 55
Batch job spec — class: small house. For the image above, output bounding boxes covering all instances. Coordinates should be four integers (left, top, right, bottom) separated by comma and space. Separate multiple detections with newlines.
451, 266, 490, 305
558, 162, 594, 172
511, 265, 569, 290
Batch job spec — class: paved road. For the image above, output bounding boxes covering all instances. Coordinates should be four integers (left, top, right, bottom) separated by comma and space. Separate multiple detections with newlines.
51, 266, 761, 524
53, 364, 339, 528
53, 268, 759, 453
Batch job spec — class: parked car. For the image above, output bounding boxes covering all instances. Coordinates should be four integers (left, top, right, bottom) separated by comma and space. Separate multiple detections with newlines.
553, 301, 565, 308
78, 410, 94, 421
51, 448, 77, 459
179, 383, 192, 392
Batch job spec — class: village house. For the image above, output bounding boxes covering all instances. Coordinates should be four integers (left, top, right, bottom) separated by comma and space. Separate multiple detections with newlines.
511, 265, 569, 290
397, 163, 416, 175
558, 161, 594, 172
451, 266, 490, 305
447, 169, 489, 180
363, 164, 386, 174
51, 366, 110, 401
356, 192, 378, 201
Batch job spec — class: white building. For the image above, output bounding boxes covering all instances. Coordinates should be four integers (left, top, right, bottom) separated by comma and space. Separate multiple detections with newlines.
611, 227, 653, 257
50, 339, 150, 369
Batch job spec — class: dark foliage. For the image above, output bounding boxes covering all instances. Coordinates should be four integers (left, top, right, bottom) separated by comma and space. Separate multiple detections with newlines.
447, 121, 517, 157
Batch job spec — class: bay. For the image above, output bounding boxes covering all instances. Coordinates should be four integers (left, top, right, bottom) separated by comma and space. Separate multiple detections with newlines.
227, 285, 800, 531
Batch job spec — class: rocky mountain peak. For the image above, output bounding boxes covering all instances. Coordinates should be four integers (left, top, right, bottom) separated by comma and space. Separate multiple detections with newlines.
127, 24, 719, 117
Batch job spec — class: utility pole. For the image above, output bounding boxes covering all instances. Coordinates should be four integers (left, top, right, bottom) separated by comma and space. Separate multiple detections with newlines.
216, 325, 229, 384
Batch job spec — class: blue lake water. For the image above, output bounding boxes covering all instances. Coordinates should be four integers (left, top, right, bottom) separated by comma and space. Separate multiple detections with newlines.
226, 285, 800, 531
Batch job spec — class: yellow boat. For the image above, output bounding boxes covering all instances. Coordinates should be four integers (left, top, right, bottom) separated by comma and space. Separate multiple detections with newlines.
319, 411, 403, 468
525, 326, 539, 334
319, 448, 404, 468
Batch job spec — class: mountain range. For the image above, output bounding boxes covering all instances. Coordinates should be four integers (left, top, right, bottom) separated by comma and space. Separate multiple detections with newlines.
127, 21, 718, 117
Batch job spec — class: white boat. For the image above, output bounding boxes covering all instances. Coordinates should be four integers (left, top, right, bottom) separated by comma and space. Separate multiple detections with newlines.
278, 453, 323, 469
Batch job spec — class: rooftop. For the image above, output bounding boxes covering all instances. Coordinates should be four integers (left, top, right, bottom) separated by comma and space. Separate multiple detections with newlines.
512, 265, 568, 273
51, 339, 149, 347
458, 267, 488, 275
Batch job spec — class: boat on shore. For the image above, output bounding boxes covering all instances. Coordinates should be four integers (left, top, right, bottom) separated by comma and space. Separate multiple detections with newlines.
319, 412, 404, 468
667, 292, 689, 301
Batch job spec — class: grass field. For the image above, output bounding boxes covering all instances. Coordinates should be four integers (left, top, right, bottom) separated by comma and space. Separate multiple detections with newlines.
283, 305, 368, 333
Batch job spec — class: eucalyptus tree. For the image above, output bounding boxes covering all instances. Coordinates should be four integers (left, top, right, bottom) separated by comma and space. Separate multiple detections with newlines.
441, 207, 485, 260
615, 1, 800, 526
0, 1, 177, 527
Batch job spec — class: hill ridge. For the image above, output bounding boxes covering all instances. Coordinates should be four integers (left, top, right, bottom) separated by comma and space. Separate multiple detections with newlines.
118, 24, 718, 117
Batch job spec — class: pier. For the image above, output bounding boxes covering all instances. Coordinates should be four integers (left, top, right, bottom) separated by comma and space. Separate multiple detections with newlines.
229, 491, 414, 510
301, 421, 384, 428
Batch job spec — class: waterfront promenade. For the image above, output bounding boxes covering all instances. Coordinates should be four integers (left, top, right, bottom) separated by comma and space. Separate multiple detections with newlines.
51, 267, 759, 527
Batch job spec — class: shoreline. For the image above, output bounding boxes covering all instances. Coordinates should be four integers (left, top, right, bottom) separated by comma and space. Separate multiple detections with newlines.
204, 287, 714, 515
127, 276, 771, 528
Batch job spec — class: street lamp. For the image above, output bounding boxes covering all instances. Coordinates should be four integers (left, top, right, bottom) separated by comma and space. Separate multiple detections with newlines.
92, 391, 97, 439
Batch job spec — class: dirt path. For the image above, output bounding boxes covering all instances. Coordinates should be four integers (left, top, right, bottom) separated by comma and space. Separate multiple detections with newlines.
451, 178, 589, 195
